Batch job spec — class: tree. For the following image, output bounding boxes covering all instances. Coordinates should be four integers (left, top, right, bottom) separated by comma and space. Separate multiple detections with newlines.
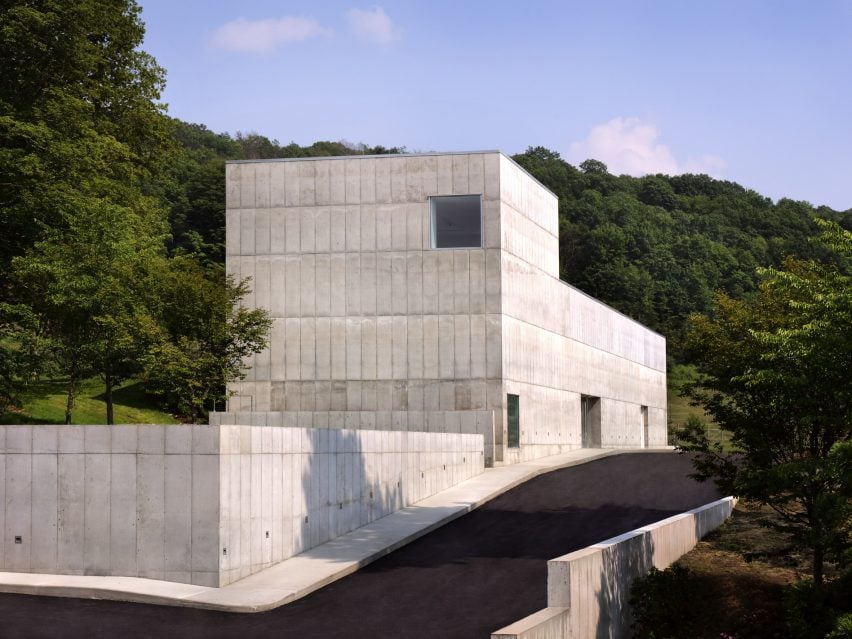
0, 0, 173, 423
0, 0, 170, 277
0, 303, 45, 416
579, 158, 609, 175
143, 258, 271, 423
678, 220, 852, 585
638, 175, 677, 211
12, 195, 167, 424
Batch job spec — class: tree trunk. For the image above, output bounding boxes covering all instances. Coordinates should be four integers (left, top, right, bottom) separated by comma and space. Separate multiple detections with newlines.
813, 545, 824, 586
65, 375, 77, 425
105, 374, 114, 425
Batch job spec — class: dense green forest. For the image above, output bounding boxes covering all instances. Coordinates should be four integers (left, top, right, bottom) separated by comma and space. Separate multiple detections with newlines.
512, 149, 850, 359
1, 0, 849, 423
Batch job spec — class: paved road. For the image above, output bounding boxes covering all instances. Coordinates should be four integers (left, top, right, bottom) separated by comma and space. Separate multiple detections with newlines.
0, 453, 719, 639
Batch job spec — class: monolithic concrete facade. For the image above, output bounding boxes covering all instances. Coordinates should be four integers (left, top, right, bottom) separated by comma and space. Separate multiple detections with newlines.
0, 424, 482, 586
221, 151, 667, 466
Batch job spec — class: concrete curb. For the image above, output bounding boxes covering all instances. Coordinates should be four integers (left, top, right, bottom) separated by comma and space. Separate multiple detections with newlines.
0, 448, 671, 613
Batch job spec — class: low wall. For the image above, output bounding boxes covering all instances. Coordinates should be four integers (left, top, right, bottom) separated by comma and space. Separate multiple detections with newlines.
492, 497, 735, 639
0, 424, 484, 587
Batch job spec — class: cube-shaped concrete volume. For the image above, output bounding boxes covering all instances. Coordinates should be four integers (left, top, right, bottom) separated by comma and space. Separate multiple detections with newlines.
221, 151, 667, 466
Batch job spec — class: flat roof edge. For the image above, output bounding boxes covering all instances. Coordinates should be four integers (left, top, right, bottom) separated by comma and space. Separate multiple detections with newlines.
225, 150, 502, 165
226, 150, 559, 200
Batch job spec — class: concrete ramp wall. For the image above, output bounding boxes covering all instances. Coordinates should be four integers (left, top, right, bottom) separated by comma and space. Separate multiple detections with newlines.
492, 496, 735, 639
0, 424, 483, 588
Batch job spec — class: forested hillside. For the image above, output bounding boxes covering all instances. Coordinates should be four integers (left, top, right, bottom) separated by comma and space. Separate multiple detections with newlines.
1, 0, 848, 424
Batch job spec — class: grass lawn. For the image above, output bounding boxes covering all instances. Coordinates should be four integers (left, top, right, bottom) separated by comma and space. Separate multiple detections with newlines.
1, 377, 179, 425
667, 363, 733, 451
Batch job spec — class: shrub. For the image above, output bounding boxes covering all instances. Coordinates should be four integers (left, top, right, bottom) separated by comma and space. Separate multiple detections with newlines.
786, 572, 852, 639
827, 614, 852, 639
630, 565, 703, 639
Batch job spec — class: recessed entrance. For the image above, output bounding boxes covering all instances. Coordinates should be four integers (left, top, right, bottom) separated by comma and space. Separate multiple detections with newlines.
581, 395, 601, 448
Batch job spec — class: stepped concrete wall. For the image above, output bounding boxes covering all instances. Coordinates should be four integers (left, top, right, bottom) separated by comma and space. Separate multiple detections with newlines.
497, 156, 667, 463
209, 409, 495, 462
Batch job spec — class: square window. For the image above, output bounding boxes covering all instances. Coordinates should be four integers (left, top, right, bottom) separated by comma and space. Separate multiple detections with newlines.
430, 195, 482, 248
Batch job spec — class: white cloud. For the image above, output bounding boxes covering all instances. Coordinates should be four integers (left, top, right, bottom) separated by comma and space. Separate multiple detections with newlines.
346, 6, 400, 44
567, 117, 724, 177
212, 16, 331, 53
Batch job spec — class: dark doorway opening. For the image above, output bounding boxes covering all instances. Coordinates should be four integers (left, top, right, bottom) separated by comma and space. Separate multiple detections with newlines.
507, 394, 520, 448
581, 395, 601, 448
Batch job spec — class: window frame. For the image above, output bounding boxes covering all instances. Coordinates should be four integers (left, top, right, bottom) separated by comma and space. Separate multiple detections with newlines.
429, 194, 484, 249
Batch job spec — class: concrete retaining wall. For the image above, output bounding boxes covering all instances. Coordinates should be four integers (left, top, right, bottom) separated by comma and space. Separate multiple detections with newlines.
0, 424, 483, 587
0, 424, 222, 587
209, 409, 495, 462
492, 496, 735, 639
216, 424, 483, 586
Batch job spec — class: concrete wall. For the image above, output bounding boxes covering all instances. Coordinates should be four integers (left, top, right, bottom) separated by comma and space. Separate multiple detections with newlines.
0, 424, 483, 587
497, 157, 667, 463
225, 152, 505, 465
491, 496, 735, 639
215, 424, 483, 585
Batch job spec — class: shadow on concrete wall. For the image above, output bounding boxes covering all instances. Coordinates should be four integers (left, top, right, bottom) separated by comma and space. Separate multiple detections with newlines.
300, 428, 401, 558
594, 531, 655, 639
693, 497, 733, 543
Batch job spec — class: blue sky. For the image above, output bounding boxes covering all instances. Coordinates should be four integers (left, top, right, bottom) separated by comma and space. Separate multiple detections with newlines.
139, 1, 852, 210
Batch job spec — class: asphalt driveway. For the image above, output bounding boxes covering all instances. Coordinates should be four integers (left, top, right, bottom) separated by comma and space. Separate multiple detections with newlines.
0, 452, 720, 639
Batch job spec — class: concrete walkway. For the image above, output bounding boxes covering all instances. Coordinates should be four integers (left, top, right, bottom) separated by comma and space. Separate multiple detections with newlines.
0, 448, 659, 613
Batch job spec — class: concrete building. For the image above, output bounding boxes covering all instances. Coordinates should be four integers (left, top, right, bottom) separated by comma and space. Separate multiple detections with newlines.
216, 151, 667, 466
0, 151, 668, 589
